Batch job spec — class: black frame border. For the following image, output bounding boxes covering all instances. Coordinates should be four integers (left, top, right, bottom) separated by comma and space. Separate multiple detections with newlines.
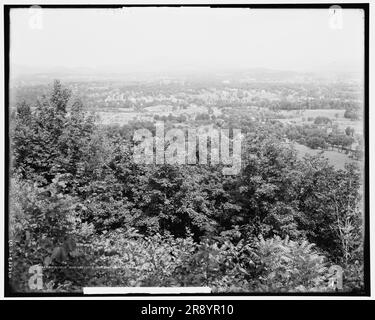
3, 2, 370, 298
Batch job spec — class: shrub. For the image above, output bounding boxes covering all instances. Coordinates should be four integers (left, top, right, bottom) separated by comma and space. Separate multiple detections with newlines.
250, 236, 334, 292
9, 175, 90, 292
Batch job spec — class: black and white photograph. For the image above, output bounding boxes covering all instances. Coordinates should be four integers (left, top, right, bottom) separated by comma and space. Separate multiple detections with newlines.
3, 2, 370, 297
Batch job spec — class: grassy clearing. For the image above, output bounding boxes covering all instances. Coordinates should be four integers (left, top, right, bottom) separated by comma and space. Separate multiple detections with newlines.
293, 142, 360, 170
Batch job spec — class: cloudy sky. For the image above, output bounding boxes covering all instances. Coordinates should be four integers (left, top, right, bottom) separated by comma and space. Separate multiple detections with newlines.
9, 7, 365, 74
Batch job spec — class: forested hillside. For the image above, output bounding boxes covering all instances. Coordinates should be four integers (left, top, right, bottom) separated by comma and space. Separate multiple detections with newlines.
9, 81, 364, 293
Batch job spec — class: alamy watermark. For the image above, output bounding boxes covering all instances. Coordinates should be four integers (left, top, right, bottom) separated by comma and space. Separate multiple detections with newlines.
133, 122, 242, 175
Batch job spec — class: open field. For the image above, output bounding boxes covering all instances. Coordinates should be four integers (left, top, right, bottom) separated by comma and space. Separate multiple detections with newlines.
96, 104, 222, 125
97, 111, 154, 124
293, 142, 361, 170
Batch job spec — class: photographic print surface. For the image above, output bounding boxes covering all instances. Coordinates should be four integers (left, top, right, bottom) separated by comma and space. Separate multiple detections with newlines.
6, 5, 368, 295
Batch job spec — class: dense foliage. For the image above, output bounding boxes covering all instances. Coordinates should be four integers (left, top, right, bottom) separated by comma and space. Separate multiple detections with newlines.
9, 81, 364, 293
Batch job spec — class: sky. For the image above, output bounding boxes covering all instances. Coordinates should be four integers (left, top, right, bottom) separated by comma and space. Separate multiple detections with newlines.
9, 7, 365, 75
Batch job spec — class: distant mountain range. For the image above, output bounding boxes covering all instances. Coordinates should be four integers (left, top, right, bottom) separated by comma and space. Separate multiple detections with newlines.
10, 65, 362, 85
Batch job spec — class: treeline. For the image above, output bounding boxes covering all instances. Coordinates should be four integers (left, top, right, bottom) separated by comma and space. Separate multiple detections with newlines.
9, 81, 364, 293
266, 98, 361, 111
